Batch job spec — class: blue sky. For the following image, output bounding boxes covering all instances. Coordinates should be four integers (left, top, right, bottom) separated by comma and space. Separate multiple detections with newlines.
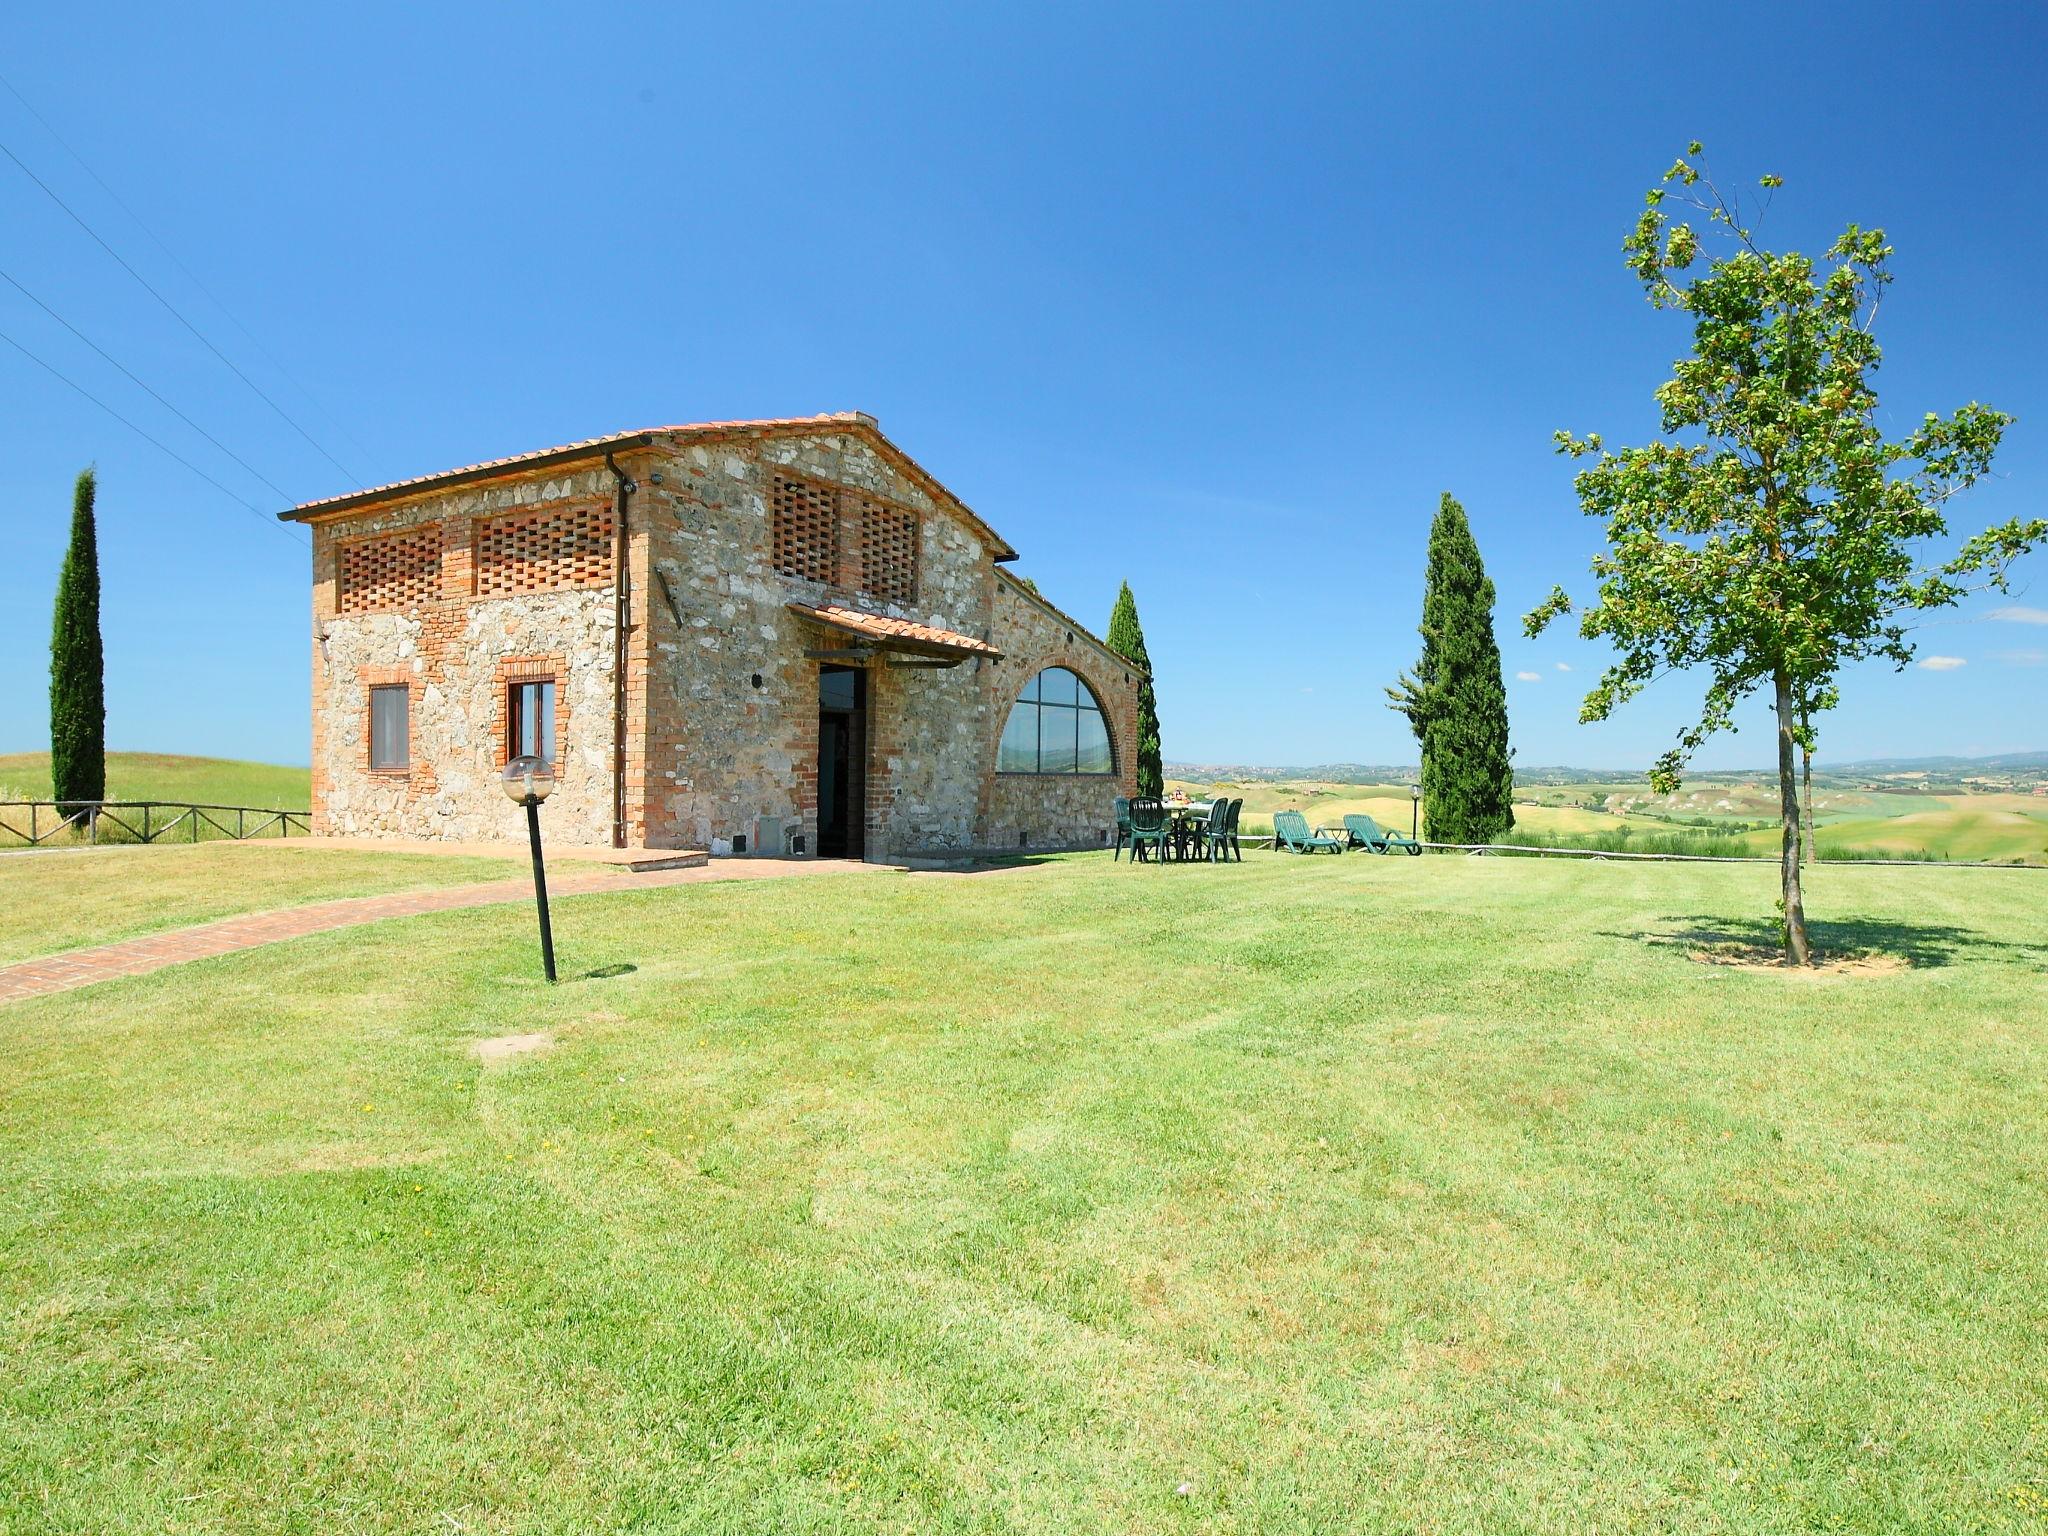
3, 0, 2044, 773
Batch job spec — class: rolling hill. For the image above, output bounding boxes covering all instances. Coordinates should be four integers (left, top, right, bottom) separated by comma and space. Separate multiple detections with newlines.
1168, 773, 2048, 864
0, 753, 311, 813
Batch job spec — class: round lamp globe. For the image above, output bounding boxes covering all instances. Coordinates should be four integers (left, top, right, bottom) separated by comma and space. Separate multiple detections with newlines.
503, 755, 556, 805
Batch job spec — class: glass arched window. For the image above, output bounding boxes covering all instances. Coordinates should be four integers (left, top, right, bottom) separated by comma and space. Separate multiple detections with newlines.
999, 667, 1114, 774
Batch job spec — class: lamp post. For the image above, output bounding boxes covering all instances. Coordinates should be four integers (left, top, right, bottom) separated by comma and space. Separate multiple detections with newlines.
1409, 782, 1422, 843
502, 755, 557, 983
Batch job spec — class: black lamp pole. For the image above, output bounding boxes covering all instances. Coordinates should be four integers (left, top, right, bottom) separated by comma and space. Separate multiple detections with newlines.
1410, 785, 1421, 842
525, 793, 556, 983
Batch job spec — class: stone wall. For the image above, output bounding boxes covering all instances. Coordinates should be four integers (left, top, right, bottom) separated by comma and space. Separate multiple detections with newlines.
301, 422, 1145, 860
635, 428, 998, 856
307, 463, 628, 845
978, 574, 1142, 851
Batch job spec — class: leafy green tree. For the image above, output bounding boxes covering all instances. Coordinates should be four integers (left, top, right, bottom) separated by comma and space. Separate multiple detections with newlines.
1106, 581, 1162, 798
1528, 146, 2042, 964
1387, 494, 1515, 843
50, 466, 107, 809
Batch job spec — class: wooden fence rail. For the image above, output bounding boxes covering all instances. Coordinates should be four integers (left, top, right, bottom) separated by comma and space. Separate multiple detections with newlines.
0, 801, 311, 848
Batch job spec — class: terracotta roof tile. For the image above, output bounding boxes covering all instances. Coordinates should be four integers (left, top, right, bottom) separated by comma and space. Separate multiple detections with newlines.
280, 412, 1017, 561
788, 602, 1001, 658
281, 415, 867, 516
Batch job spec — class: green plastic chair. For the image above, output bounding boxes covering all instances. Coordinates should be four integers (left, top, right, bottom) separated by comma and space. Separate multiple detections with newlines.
1342, 813, 1422, 856
1198, 799, 1231, 862
1112, 797, 1132, 860
1225, 797, 1246, 862
1273, 809, 1343, 854
1126, 798, 1171, 864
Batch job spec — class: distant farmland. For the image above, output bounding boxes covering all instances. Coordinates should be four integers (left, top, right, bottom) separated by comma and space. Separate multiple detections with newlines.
1170, 775, 2048, 864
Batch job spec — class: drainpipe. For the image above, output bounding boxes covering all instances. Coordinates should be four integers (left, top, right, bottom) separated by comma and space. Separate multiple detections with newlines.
604, 452, 636, 849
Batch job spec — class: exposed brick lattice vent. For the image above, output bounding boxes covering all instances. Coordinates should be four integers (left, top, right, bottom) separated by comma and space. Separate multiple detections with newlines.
855, 494, 919, 607
771, 472, 920, 606
475, 504, 614, 598
771, 474, 839, 585
337, 529, 439, 614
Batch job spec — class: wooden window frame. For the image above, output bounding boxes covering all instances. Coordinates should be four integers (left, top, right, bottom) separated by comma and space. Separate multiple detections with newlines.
367, 683, 412, 775
494, 656, 569, 769
506, 677, 558, 766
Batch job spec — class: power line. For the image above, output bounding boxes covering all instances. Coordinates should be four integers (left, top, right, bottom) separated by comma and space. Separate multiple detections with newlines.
0, 320, 306, 542
1, 263, 296, 504
0, 134, 363, 487
0, 66, 381, 470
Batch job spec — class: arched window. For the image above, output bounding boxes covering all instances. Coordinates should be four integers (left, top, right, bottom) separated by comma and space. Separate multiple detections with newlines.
999, 667, 1114, 774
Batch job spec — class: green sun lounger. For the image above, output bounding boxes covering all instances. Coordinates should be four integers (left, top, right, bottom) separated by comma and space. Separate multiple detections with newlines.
1273, 809, 1343, 854
1342, 813, 1422, 856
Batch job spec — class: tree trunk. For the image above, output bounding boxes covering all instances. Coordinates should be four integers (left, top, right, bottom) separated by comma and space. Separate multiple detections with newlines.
1800, 738, 1815, 868
1774, 673, 1813, 966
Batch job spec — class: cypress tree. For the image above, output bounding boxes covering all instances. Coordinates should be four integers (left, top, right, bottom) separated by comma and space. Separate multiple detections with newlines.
50, 467, 106, 808
1106, 581, 1163, 798
1386, 494, 1514, 843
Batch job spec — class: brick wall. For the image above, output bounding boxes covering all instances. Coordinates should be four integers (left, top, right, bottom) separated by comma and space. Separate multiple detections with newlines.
306, 460, 639, 845
979, 574, 1141, 851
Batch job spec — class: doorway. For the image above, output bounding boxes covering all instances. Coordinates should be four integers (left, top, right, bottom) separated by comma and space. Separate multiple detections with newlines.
816, 665, 867, 858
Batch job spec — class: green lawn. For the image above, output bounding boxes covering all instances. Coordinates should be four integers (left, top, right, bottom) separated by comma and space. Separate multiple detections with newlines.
0, 750, 312, 810
0, 844, 527, 965
3, 852, 2045, 1532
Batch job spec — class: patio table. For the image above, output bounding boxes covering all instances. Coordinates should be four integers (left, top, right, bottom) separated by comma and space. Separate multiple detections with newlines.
1162, 801, 1215, 860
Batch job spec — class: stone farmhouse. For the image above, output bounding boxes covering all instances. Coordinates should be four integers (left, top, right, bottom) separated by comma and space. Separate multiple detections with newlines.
280, 413, 1142, 860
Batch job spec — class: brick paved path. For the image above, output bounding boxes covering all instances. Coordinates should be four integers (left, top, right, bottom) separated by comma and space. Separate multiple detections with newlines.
0, 860, 874, 1006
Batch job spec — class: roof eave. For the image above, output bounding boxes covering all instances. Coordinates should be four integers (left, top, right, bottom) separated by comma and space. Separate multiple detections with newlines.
838, 423, 1016, 561
276, 433, 662, 523
993, 568, 1146, 679
275, 418, 1019, 559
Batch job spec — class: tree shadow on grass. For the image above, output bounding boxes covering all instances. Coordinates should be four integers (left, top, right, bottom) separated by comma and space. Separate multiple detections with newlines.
1601, 914, 2046, 971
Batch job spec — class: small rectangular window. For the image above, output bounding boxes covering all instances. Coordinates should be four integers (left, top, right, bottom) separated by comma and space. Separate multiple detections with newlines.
508, 679, 556, 763
369, 685, 410, 771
